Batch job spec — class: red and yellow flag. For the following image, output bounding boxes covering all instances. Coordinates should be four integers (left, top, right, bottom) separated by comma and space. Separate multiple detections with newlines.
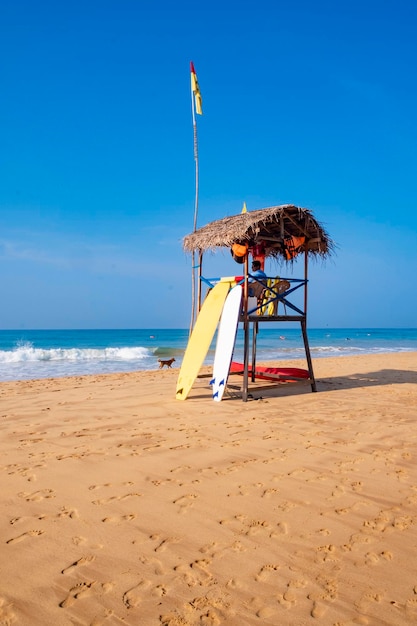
190, 61, 203, 115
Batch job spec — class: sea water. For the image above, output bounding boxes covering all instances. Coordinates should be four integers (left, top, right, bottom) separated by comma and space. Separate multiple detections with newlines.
0, 328, 416, 382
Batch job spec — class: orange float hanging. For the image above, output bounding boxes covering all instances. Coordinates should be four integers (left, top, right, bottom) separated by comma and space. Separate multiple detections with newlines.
283, 236, 305, 260
231, 241, 249, 264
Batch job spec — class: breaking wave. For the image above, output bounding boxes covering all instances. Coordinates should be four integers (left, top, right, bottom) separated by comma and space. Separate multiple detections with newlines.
0, 342, 157, 381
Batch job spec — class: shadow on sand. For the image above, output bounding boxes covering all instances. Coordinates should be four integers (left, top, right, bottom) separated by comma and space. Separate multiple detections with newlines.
188, 368, 417, 401
317, 368, 417, 391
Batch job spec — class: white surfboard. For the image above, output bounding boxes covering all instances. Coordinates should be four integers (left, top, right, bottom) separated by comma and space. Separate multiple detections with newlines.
211, 284, 242, 402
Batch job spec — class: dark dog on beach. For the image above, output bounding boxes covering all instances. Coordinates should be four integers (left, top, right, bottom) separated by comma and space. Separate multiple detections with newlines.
158, 358, 176, 369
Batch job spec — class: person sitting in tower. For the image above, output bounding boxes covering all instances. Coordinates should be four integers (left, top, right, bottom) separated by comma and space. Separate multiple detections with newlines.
248, 260, 267, 297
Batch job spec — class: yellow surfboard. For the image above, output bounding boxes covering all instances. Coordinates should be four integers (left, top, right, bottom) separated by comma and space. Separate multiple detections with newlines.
176, 280, 232, 400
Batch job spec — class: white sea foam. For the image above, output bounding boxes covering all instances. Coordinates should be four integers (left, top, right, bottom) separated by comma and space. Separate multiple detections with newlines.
0, 343, 155, 381
0, 344, 151, 363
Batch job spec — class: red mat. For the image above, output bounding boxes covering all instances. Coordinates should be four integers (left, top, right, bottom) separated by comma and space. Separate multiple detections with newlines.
230, 361, 310, 382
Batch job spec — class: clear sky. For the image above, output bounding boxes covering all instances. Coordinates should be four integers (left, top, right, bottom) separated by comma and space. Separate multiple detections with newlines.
1, 0, 416, 329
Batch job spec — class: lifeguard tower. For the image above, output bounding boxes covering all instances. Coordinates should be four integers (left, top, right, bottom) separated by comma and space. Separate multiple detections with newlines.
181, 204, 333, 401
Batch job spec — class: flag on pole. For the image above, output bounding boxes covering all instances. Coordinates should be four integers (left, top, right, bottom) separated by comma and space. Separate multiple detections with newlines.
241, 202, 247, 213
190, 61, 203, 115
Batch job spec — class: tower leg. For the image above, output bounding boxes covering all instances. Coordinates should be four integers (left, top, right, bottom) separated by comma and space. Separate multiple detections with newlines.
300, 318, 317, 392
242, 320, 250, 401
251, 321, 258, 382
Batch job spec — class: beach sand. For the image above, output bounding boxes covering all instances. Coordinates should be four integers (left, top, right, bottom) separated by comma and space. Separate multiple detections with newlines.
1, 352, 417, 626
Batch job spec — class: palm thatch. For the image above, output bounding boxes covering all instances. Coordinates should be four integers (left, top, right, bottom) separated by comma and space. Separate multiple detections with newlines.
183, 205, 334, 261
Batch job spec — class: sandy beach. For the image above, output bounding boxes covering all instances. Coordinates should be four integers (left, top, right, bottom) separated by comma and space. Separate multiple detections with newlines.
1, 352, 417, 626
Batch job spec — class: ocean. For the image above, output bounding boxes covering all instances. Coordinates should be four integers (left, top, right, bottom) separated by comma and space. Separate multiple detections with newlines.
0, 328, 416, 383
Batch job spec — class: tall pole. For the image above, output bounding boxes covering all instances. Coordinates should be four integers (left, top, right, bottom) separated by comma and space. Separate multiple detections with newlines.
189, 61, 203, 335
192, 98, 199, 234
189, 90, 199, 334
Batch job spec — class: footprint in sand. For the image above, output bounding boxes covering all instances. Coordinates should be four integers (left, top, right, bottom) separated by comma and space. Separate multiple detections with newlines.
138, 555, 165, 575
0, 596, 17, 624
277, 592, 297, 610
173, 494, 197, 513
88, 483, 112, 490
225, 578, 241, 590
152, 584, 167, 597
170, 464, 192, 474
174, 560, 213, 586
270, 522, 288, 537
255, 564, 280, 582
6, 530, 45, 544
61, 555, 95, 575
88, 481, 133, 491
277, 500, 298, 512
92, 493, 142, 505
59, 582, 96, 608
17, 489, 55, 502
262, 488, 279, 498
406, 596, 417, 611
123, 580, 151, 608
102, 514, 136, 523
246, 519, 271, 536
72, 536, 87, 546
58, 507, 79, 519
393, 515, 413, 530
316, 544, 338, 563
190, 559, 213, 582
199, 541, 219, 556
71, 536, 103, 550
256, 606, 276, 621
311, 600, 327, 618
355, 592, 383, 612
154, 536, 180, 553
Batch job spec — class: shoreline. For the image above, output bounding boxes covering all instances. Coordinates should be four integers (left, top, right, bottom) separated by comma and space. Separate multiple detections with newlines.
1, 349, 417, 387
1, 352, 417, 625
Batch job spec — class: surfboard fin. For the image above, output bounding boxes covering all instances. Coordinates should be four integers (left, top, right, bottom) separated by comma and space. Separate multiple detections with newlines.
209, 378, 215, 385
219, 379, 225, 387
213, 390, 219, 398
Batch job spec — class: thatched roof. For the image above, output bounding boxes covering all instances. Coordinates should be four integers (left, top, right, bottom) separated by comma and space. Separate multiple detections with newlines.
183, 205, 334, 261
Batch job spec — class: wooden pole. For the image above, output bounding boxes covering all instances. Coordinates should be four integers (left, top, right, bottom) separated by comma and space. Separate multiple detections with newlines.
242, 254, 249, 401
197, 250, 203, 312
189, 81, 199, 335
304, 243, 308, 316
251, 321, 258, 383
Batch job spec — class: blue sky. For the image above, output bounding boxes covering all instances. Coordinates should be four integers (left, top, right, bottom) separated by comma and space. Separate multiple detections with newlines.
1, 0, 416, 329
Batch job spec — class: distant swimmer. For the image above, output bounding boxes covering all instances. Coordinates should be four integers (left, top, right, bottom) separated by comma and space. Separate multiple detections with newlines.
150, 335, 155, 339
279, 335, 286, 340
346, 337, 351, 341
